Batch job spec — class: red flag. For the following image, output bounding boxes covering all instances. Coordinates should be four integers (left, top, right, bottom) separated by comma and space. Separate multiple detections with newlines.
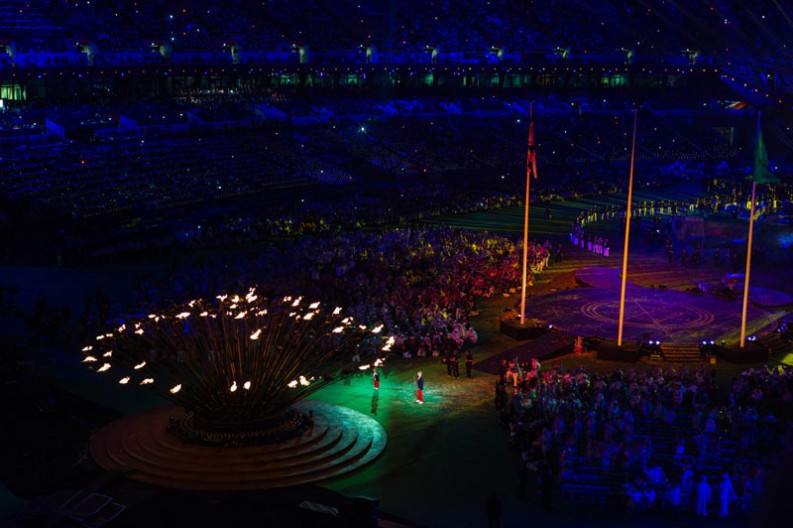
527, 105, 538, 179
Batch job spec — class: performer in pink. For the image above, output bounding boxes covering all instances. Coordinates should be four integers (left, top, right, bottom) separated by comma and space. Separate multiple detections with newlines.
372, 367, 380, 390
416, 371, 424, 403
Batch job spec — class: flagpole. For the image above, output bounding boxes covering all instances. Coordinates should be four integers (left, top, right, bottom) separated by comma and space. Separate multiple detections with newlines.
740, 179, 756, 348
519, 163, 531, 325
617, 109, 638, 347
519, 104, 534, 325
740, 112, 767, 348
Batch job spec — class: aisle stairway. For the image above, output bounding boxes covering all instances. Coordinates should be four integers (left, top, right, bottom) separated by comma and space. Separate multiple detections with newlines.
659, 343, 703, 363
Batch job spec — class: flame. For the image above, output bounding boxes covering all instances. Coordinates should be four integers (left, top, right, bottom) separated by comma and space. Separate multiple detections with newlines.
134, 361, 146, 369
217, 295, 228, 301
170, 384, 182, 394
291, 297, 302, 307
148, 314, 156, 319
134, 329, 144, 335
243, 381, 251, 390
200, 311, 209, 317
303, 312, 315, 321
230, 381, 238, 392
359, 364, 371, 370
117, 324, 126, 332
140, 378, 154, 385
97, 363, 111, 372
188, 300, 196, 307
102, 351, 112, 357
229, 304, 238, 309
250, 329, 262, 340
119, 377, 130, 384
299, 376, 310, 386
176, 312, 191, 319
372, 324, 384, 334
96, 335, 105, 341
81, 345, 93, 352
82, 356, 97, 363
288, 380, 298, 388
358, 325, 367, 330
231, 295, 240, 303
333, 307, 342, 315
374, 359, 384, 367
332, 326, 344, 334
309, 301, 320, 309
234, 311, 246, 320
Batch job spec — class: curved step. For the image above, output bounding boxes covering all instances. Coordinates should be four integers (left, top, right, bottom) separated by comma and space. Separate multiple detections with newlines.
89, 401, 386, 490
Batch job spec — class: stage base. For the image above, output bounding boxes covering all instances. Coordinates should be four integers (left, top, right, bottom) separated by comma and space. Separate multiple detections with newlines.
89, 401, 386, 491
717, 342, 770, 364
594, 341, 644, 362
500, 319, 549, 340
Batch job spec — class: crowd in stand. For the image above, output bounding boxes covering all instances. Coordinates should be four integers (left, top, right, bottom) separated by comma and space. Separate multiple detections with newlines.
4, 96, 775, 266
3, 0, 791, 70
497, 362, 793, 517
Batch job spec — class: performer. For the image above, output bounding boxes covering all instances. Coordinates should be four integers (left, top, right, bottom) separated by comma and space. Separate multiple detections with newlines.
372, 367, 380, 390
416, 371, 424, 404
716, 473, 736, 517
695, 475, 711, 516
465, 350, 473, 378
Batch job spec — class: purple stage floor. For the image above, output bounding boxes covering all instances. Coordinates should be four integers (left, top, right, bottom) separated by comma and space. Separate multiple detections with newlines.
523, 267, 781, 344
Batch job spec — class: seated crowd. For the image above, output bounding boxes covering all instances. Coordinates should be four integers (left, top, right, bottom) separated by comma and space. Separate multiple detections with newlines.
2, 95, 766, 267
3, 0, 792, 86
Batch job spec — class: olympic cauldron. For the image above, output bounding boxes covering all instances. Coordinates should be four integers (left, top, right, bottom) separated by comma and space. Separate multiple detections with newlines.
81, 290, 392, 445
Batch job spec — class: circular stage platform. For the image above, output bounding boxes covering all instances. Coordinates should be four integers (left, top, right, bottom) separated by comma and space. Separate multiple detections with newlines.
89, 401, 386, 491
522, 266, 782, 344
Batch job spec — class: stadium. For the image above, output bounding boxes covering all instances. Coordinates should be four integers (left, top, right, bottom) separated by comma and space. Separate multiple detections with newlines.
1, 1, 792, 527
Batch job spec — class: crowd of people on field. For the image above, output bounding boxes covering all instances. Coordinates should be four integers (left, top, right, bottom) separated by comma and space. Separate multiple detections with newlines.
496, 362, 793, 517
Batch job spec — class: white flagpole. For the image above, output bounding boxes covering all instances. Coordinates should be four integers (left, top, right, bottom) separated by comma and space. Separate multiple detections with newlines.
741, 111, 764, 348
617, 109, 638, 347
520, 103, 534, 325
740, 179, 757, 347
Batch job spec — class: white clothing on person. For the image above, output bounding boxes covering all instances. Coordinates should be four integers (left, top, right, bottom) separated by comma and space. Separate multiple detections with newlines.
696, 477, 711, 516
717, 474, 736, 517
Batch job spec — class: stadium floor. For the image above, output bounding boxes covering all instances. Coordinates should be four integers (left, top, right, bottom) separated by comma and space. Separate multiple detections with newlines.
2, 182, 791, 527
